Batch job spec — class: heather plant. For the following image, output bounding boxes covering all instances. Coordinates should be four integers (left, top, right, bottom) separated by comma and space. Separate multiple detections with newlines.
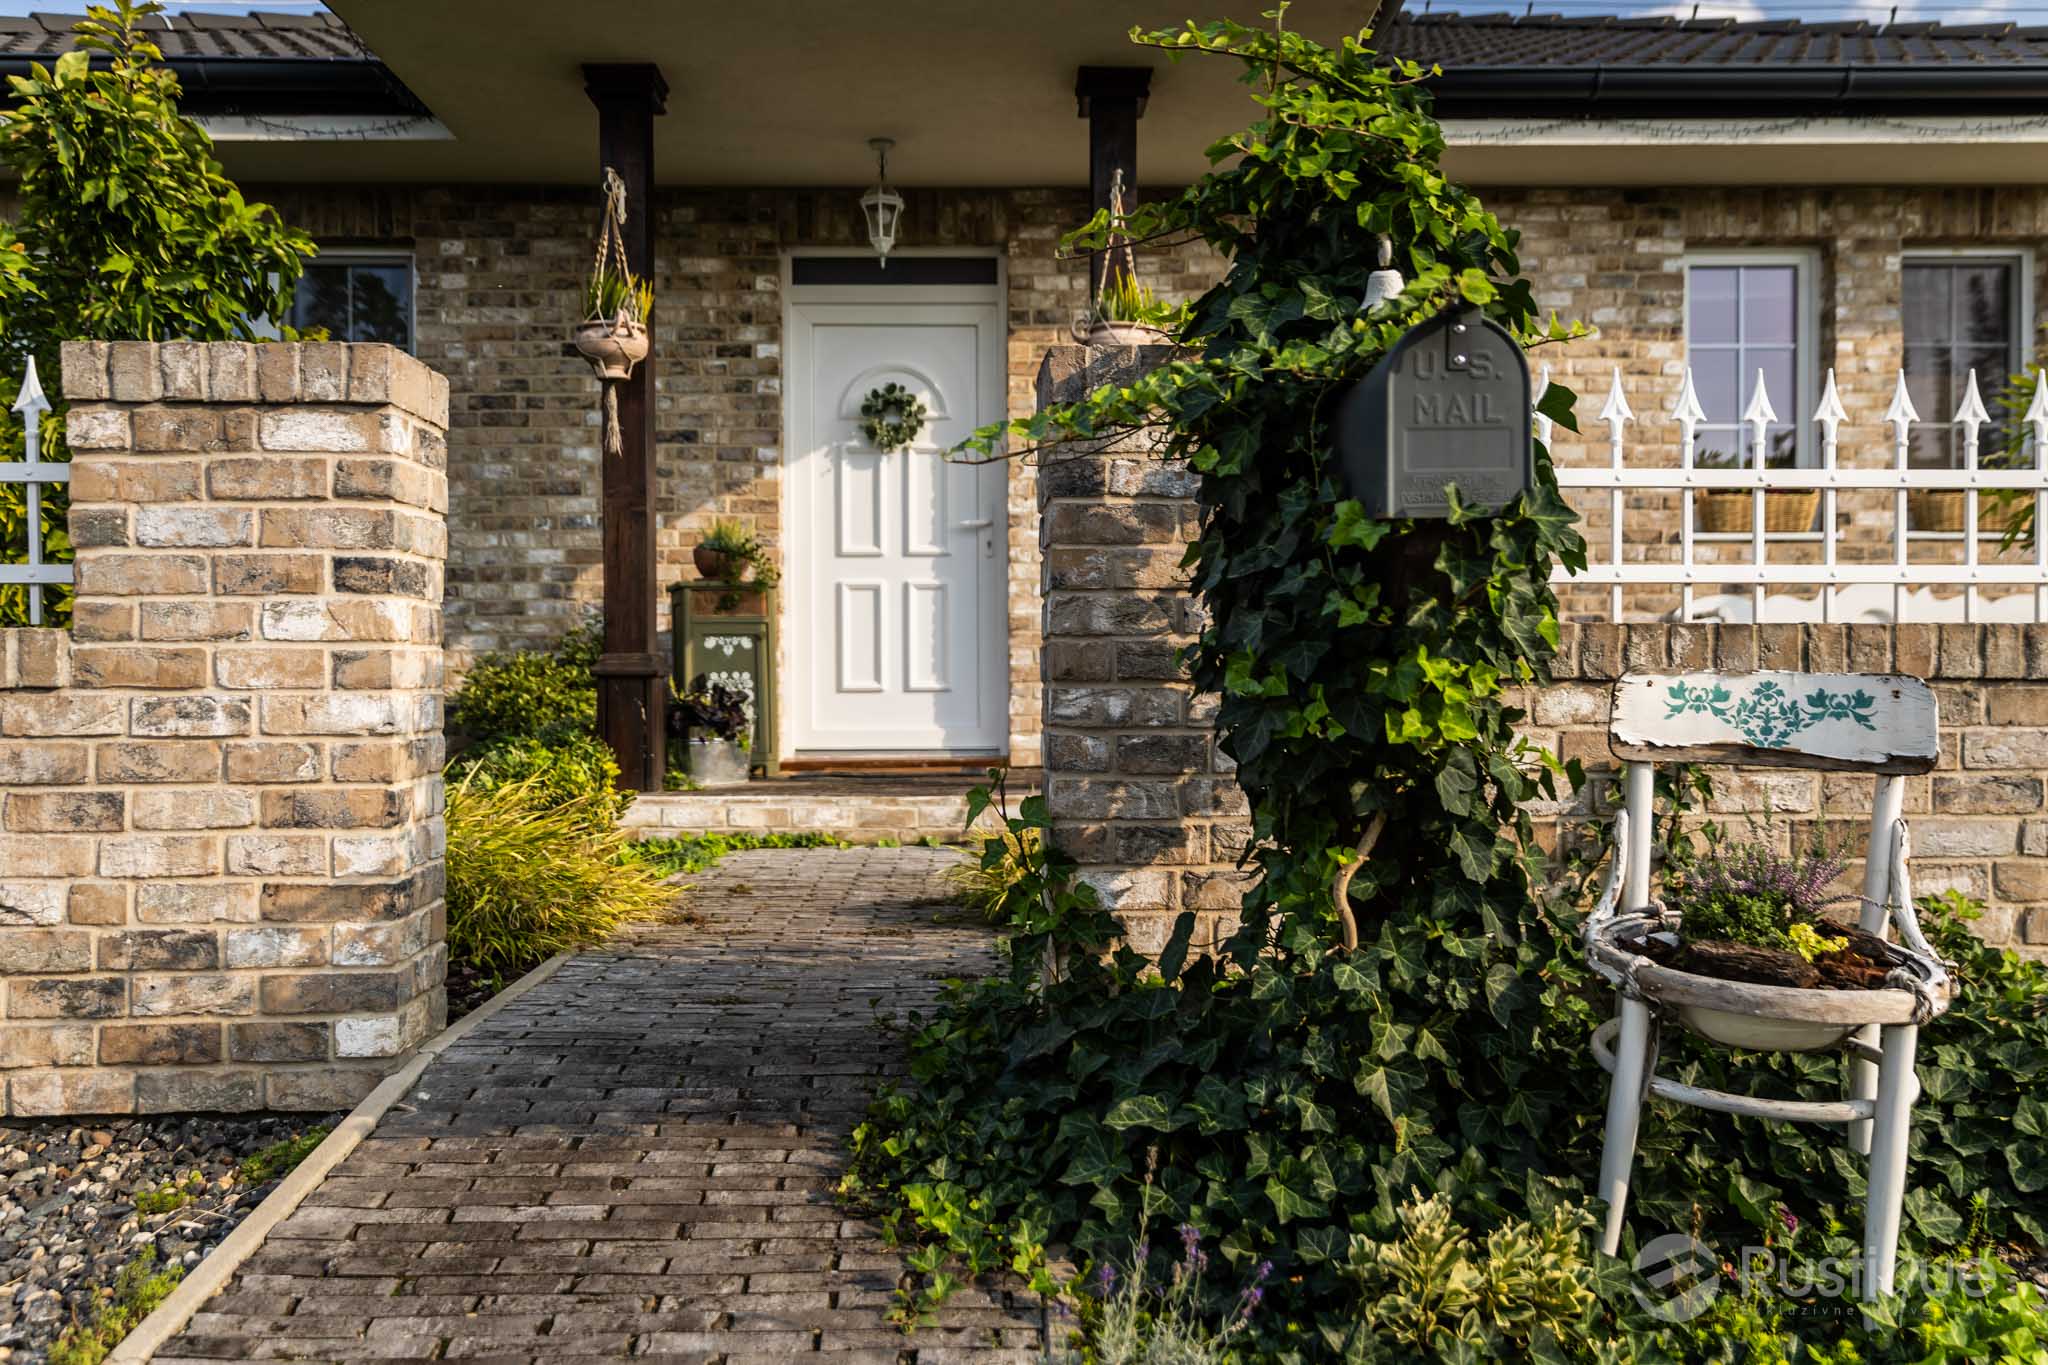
1668, 836, 1853, 954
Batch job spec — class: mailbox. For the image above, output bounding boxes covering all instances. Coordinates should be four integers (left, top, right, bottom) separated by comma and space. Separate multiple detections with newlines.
1333, 305, 1532, 518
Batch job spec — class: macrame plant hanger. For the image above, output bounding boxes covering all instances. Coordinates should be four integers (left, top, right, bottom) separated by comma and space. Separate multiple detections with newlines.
581, 166, 642, 458
1093, 167, 1142, 304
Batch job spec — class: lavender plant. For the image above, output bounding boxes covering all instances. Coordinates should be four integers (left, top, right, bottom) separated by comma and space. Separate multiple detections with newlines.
1062, 1224, 1270, 1365
1669, 837, 1854, 958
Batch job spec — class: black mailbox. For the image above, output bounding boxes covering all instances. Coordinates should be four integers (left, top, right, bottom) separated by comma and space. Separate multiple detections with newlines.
1333, 306, 1532, 518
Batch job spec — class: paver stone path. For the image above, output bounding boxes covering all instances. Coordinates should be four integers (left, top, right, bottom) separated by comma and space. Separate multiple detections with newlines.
157, 847, 1047, 1362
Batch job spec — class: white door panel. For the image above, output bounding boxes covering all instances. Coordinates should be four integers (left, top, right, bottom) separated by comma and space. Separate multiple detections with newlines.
787, 299, 1005, 753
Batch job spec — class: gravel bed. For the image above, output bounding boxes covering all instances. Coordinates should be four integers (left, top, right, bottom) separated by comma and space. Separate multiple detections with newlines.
0, 1112, 339, 1364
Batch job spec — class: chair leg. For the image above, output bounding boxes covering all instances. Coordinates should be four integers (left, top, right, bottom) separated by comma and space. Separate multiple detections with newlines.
1598, 996, 1657, 1257
1847, 1021, 1879, 1157
1862, 1023, 1919, 1301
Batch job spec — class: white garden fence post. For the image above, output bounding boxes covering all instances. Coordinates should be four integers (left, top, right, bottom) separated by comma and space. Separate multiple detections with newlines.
2, 357, 69, 627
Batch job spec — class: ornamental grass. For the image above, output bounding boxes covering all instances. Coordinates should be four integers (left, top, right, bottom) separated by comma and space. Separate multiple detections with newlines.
444, 772, 675, 985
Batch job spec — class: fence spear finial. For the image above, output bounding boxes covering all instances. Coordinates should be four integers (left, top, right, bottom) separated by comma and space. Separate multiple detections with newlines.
1599, 366, 1634, 432
2023, 366, 2048, 461
1742, 368, 1778, 466
13, 357, 48, 464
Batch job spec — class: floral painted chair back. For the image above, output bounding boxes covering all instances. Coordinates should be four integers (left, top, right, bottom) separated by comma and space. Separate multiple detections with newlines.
1609, 671, 1939, 775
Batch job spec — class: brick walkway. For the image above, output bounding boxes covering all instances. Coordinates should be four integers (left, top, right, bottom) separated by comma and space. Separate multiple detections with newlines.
158, 848, 1046, 1362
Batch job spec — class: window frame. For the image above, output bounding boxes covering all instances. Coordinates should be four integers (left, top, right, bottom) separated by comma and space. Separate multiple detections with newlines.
290, 248, 418, 354
1900, 247, 2032, 469
1680, 248, 1822, 470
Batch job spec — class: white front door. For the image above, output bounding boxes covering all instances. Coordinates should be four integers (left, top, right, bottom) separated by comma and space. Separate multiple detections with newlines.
786, 292, 1007, 755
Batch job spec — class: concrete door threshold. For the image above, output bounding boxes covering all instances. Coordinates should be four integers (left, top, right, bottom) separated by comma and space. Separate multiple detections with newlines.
623, 769, 1041, 844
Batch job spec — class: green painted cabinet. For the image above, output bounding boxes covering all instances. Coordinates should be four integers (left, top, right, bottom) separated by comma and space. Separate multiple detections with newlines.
670, 584, 778, 778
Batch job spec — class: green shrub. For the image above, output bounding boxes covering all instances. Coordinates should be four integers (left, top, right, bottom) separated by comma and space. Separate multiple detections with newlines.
448, 731, 625, 831
448, 645, 597, 746
1342, 1194, 1598, 1360
445, 774, 675, 985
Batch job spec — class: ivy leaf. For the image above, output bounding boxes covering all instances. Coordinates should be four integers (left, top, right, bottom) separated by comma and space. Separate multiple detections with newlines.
1158, 912, 1197, 984
1448, 821, 1497, 882
1535, 379, 1581, 435
1329, 500, 1391, 551
1435, 749, 1480, 817
1904, 1187, 1965, 1243
1103, 1094, 1178, 1132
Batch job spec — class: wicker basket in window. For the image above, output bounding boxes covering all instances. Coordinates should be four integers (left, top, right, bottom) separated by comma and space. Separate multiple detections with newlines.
1695, 489, 1821, 534
1906, 490, 2027, 535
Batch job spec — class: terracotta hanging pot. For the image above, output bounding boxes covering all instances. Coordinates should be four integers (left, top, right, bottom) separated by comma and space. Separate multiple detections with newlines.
573, 317, 649, 382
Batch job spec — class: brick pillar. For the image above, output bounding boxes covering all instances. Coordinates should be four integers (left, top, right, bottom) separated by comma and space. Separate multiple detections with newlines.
0, 341, 450, 1116
1036, 345, 1251, 954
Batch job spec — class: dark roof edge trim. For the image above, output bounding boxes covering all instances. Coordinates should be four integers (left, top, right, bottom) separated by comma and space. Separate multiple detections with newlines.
0, 55, 430, 118
1424, 64, 2048, 118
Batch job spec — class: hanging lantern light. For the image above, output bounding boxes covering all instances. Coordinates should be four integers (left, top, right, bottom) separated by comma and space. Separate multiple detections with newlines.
860, 137, 904, 267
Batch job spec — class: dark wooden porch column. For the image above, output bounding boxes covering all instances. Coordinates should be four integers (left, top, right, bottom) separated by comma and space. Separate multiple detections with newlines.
585, 62, 668, 792
1074, 66, 1151, 300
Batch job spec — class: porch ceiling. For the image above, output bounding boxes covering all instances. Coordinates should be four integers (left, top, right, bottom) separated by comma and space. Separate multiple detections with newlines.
225, 0, 1375, 187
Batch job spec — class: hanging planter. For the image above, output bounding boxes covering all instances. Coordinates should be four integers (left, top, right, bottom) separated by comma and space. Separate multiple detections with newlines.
1075, 168, 1175, 349
859, 382, 928, 452
573, 167, 655, 457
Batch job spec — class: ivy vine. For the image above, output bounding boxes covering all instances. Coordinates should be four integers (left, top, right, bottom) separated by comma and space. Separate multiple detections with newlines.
844, 13, 2046, 1358
859, 382, 928, 452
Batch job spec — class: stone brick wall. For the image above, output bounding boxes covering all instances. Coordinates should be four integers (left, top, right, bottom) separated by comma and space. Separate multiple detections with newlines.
0, 341, 450, 1116
1035, 345, 1251, 954
1035, 344, 2048, 958
261, 183, 1224, 766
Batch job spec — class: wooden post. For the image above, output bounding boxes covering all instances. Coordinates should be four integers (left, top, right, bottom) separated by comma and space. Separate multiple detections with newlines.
1074, 66, 1150, 301
584, 63, 668, 792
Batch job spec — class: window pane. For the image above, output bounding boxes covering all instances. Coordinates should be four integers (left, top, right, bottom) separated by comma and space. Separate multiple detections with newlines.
1741, 266, 1797, 345
1691, 348, 1739, 427
1903, 264, 1951, 347
1755, 349, 1797, 467
1957, 264, 2013, 347
350, 266, 412, 349
1694, 424, 1741, 468
290, 264, 351, 339
1689, 267, 1738, 344
1904, 354, 1954, 469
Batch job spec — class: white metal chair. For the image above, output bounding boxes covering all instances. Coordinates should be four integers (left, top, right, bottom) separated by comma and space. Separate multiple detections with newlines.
1583, 670, 1954, 1300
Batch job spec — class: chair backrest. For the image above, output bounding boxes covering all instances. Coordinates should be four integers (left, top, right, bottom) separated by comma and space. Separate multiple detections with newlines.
1608, 671, 1938, 776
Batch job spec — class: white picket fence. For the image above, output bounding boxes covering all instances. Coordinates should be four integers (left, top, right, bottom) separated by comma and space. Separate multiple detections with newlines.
2, 358, 70, 625
1543, 362, 2048, 625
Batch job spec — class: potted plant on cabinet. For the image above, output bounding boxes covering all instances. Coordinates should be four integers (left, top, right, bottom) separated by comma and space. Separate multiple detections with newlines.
691, 518, 779, 588
669, 681, 752, 786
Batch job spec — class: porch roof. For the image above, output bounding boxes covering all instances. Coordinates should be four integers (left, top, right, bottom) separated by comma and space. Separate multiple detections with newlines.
8, 4, 2048, 187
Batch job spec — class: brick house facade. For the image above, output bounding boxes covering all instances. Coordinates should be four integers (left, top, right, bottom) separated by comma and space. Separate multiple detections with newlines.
234, 181, 2047, 766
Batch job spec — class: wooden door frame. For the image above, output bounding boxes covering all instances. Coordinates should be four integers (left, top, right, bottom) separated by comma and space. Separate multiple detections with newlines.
778, 247, 1008, 763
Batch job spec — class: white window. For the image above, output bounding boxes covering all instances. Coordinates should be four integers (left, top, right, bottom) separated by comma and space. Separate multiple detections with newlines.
1683, 252, 1818, 470
288, 250, 416, 353
1902, 251, 2030, 469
